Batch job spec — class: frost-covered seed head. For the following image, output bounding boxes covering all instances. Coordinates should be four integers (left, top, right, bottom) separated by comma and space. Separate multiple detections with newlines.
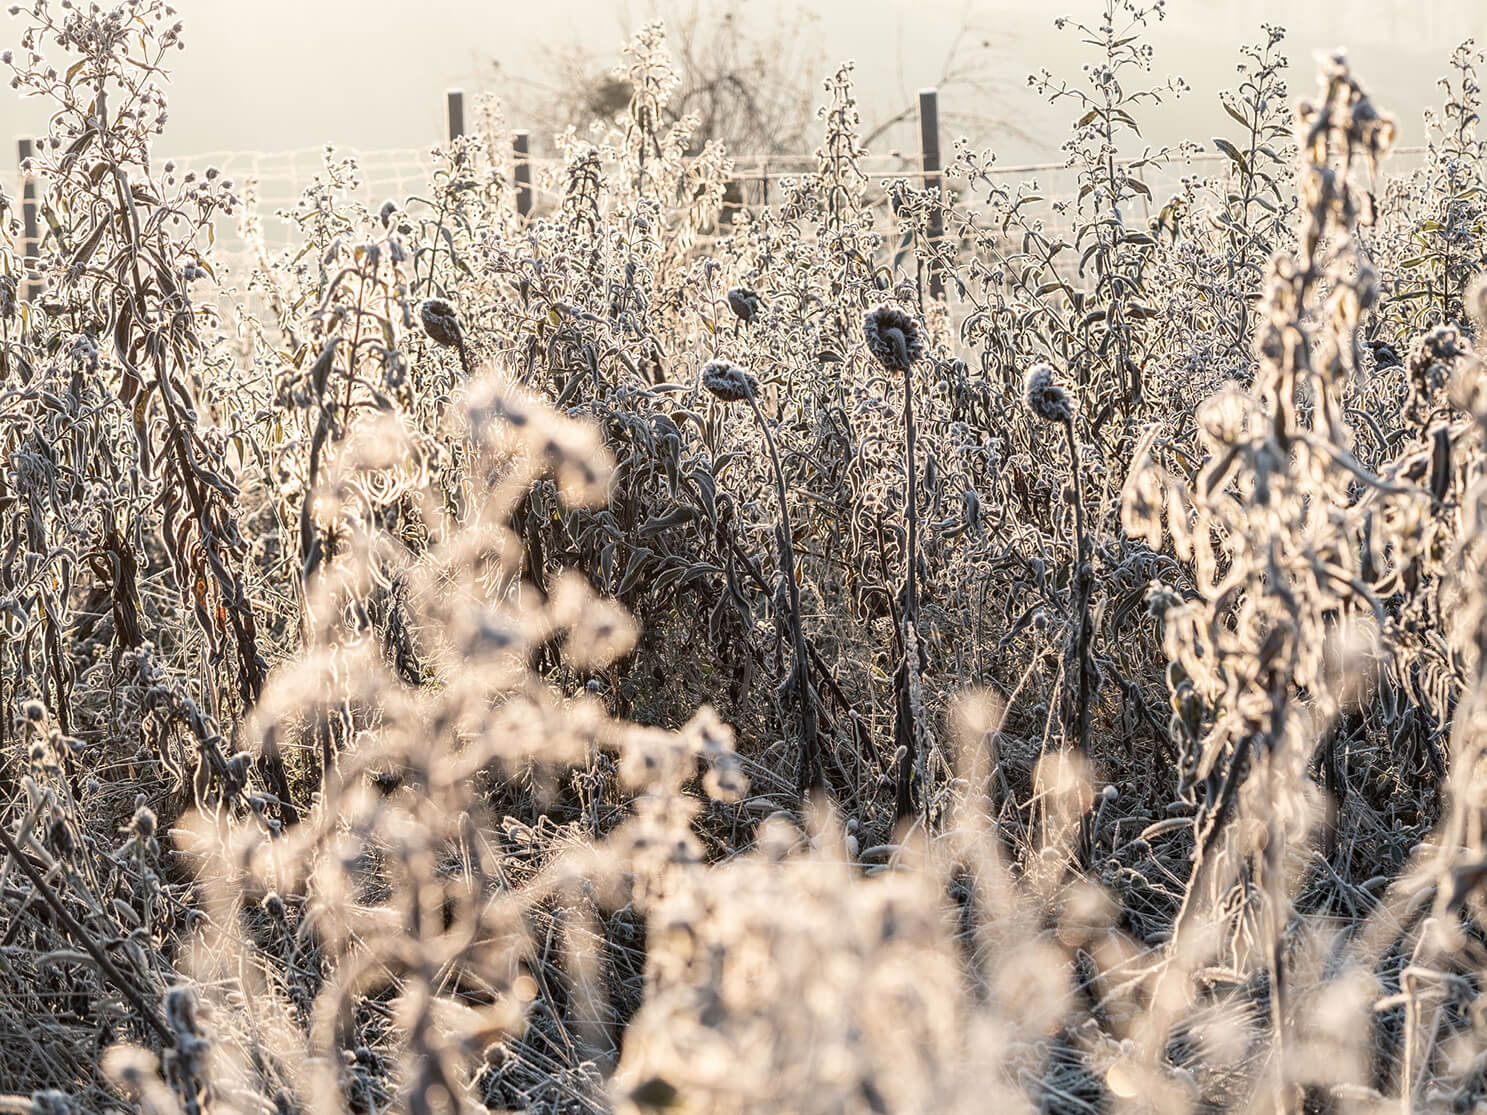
863, 303, 924, 372
1408, 324, 1463, 378
419, 297, 462, 348
129, 805, 157, 839
1366, 338, 1401, 370
1024, 363, 1074, 424
1144, 580, 1184, 619
164, 985, 202, 1035
726, 287, 760, 324
701, 359, 758, 403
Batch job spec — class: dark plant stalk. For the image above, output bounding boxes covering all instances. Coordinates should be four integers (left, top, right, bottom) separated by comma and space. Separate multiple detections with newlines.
861, 303, 928, 820
895, 354, 922, 821
1025, 363, 1093, 762
1061, 413, 1097, 866
903, 361, 920, 628
1064, 416, 1094, 759
101, 107, 295, 824
740, 386, 822, 798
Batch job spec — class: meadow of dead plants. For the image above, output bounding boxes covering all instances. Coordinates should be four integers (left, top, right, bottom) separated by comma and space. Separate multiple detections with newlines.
6, 1, 1487, 1112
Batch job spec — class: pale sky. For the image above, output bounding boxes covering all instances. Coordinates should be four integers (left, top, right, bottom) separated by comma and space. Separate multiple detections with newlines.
2, 1, 1484, 168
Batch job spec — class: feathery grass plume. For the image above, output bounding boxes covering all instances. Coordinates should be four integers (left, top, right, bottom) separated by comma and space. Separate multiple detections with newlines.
701, 357, 821, 796
1123, 51, 1437, 1111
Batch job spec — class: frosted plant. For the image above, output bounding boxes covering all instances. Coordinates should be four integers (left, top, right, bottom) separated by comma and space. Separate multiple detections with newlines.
864, 303, 931, 818
702, 358, 821, 796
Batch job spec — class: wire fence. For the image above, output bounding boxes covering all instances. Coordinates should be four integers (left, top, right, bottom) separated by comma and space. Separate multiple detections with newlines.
6, 75, 1440, 288
7, 134, 1433, 291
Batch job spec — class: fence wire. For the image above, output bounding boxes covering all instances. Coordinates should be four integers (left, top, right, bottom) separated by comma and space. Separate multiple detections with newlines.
6, 140, 1431, 288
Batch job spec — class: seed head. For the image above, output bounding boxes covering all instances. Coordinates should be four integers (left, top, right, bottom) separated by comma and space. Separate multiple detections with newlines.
1144, 579, 1183, 619
48, 817, 74, 858
701, 359, 758, 403
226, 751, 252, 783
726, 287, 760, 324
21, 699, 45, 723
1365, 338, 1401, 370
130, 808, 157, 844
163, 985, 203, 1036
419, 297, 463, 348
1024, 363, 1074, 424
1408, 324, 1463, 377
863, 303, 925, 373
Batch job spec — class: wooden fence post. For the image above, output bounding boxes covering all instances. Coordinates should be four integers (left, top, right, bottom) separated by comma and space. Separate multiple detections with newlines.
446, 89, 465, 143
918, 88, 945, 300
513, 130, 531, 217
18, 138, 39, 302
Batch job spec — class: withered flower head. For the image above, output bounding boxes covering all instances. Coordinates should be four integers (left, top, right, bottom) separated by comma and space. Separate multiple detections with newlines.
1024, 363, 1074, 424
863, 303, 925, 373
701, 359, 758, 403
419, 297, 463, 348
727, 287, 760, 324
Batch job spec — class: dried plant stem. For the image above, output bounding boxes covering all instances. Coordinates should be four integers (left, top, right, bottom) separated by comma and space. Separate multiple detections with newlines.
743, 387, 822, 797
895, 357, 923, 821
0, 820, 172, 1047
104, 139, 295, 824
1063, 416, 1094, 759
1060, 415, 1097, 865
1262, 754, 1293, 1115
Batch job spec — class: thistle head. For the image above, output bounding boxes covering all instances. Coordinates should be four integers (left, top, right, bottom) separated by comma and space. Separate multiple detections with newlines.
1024, 363, 1074, 424
726, 287, 760, 324
702, 359, 758, 403
863, 303, 924, 373
419, 297, 463, 348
